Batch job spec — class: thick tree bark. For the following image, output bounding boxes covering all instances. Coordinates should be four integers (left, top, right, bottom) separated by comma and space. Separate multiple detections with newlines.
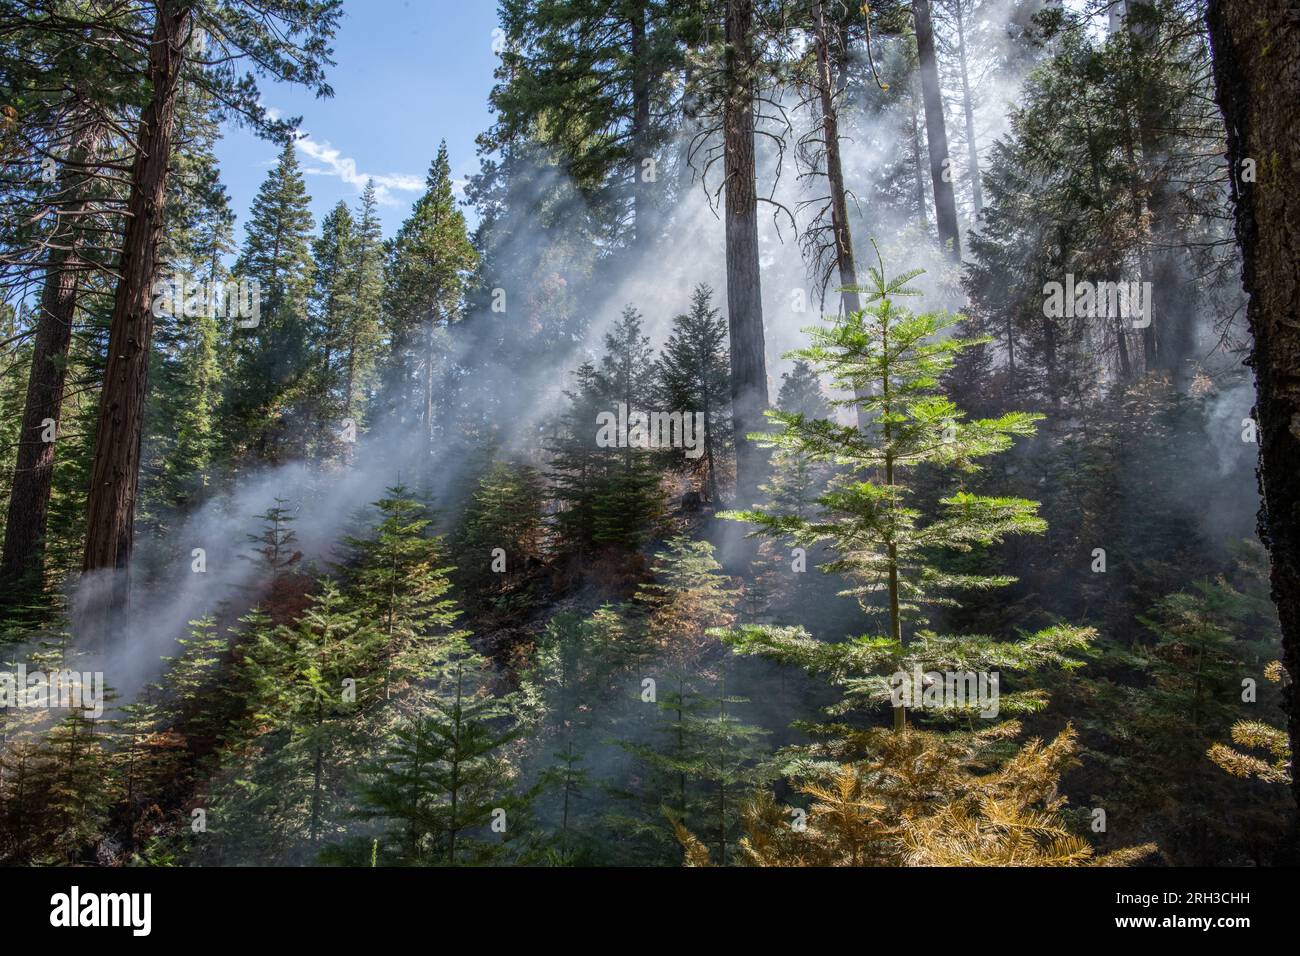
1, 117, 103, 596
723, 0, 769, 508
912, 0, 961, 260
80, 3, 191, 641
1206, 0, 1300, 845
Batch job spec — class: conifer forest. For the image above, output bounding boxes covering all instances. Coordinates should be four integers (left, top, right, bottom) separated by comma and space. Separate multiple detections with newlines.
0, 0, 1298, 904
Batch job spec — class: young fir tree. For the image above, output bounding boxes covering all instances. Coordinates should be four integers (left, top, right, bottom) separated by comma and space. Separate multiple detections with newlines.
656, 284, 731, 502
617, 673, 771, 866
609, 537, 769, 863
4, 623, 121, 864
776, 358, 831, 420
455, 460, 547, 611
591, 305, 664, 550
205, 582, 383, 864
221, 140, 316, 461
112, 687, 184, 860
1209, 661, 1291, 786
348, 649, 527, 866
674, 724, 1155, 867
762, 359, 834, 522
548, 361, 608, 559
381, 141, 478, 451
720, 259, 1092, 740
241, 498, 304, 618
151, 616, 238, 776
30, 708, 118, 865
340, 487, 467, 710
1121, 574, 1284, 863
635, 536, 740, 660
526, 609, 635, 862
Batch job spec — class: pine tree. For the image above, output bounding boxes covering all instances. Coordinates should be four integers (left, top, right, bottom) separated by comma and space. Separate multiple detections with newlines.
205, 582, 383, 863
776, 359, 831, 420
342, 180, 385, 426
657, 284, 731, 502
222, 141, 316, 461
491, 0, 684, 249
78, 0, 342, 639
591, 305, 664, 550
526, 608, 636, 861
340, 487, 467, 708
548, 361, 607, 559
349, 652, 526, 866
674, 725, 1155, 867
381, 141, 478, 451
308, 200, 357, 458
455, 461, 547, 612
139, 86, 235, 533
721, 258, 1091, 738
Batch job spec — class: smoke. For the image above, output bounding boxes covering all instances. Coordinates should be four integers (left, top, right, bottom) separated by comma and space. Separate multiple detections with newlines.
12, 0, 1233, 722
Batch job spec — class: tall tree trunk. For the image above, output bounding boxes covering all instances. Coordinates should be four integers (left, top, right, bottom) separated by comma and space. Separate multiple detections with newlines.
1206, 0, 1300, 851
912, 0, 961, 260
1, 116, 103, 597
424, 320, 435, 454
1120, 113, 1158, 370
630, 3, 652, 249
909, 75, 929, 230
1129, 2, 1192, 383
953, 0, 983, 216
723, 0, 769, 508
813, 1, 869, 431
80, 2, 192, 642
812, 0, 859, 314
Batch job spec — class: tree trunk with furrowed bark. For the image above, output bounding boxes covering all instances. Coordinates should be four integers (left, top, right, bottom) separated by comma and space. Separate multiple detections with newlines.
80, 2, 192, 644
1, 116, 104, 599
723, 0, 769, 509
1206, 0, 1300, 846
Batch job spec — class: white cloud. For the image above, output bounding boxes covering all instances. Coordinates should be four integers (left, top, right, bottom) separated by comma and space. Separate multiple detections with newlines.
295, 136, 423, 206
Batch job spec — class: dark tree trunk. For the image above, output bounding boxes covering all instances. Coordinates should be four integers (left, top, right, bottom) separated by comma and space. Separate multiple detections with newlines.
1, 118, 103, 597
80, 3, 191, 641
912, 0, 960, 259
1207, 0, 1300, 849
813, 1, 869, 430
812, 0, 859, 314
1129, 3, 1193, 383
723, 0, 769, 508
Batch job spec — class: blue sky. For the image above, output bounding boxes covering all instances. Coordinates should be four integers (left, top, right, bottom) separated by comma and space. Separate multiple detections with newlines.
215, 0, 501, 243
